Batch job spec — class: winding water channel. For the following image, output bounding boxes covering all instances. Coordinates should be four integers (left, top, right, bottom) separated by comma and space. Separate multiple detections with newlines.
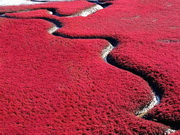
0, 2, 176, 134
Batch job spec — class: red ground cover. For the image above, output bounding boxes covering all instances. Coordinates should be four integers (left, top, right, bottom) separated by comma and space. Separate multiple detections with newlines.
0, 0, 179, 134
54, 0, 180, 130
0, 0, 95, 15
171, 131, 180, 135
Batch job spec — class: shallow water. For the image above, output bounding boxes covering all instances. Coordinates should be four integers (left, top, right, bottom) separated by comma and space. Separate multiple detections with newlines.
0, 0, 71, 6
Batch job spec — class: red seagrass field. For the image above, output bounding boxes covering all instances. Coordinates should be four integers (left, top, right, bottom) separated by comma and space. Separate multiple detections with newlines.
0, 0, 179, 134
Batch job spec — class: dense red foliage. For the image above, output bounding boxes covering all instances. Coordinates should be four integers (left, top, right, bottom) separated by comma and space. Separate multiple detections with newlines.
171, 131, 180, 135
54, 0, 180, 129
0, 0, 95, 15
0, 18, 164, 134
5, 9, 53, 18
0, 0, 179, 134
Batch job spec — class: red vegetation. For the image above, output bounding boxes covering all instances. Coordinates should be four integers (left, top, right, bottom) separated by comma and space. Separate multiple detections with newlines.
171, 131, 180, 135
0, 0, 95, 15
55, 0, 180, 129
0, 0, 179, 134
5, 9, 53, 18
0, 18, 164, 134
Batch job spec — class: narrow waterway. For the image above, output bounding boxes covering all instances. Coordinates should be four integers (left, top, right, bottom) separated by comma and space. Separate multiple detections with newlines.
0, 2, 176, 134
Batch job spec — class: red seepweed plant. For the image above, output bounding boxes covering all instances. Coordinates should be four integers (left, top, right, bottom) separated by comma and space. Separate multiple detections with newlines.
0, 0, 179, 134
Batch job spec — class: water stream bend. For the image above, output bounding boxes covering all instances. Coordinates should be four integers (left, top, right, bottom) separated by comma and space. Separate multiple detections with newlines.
0, 3, 176, 134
